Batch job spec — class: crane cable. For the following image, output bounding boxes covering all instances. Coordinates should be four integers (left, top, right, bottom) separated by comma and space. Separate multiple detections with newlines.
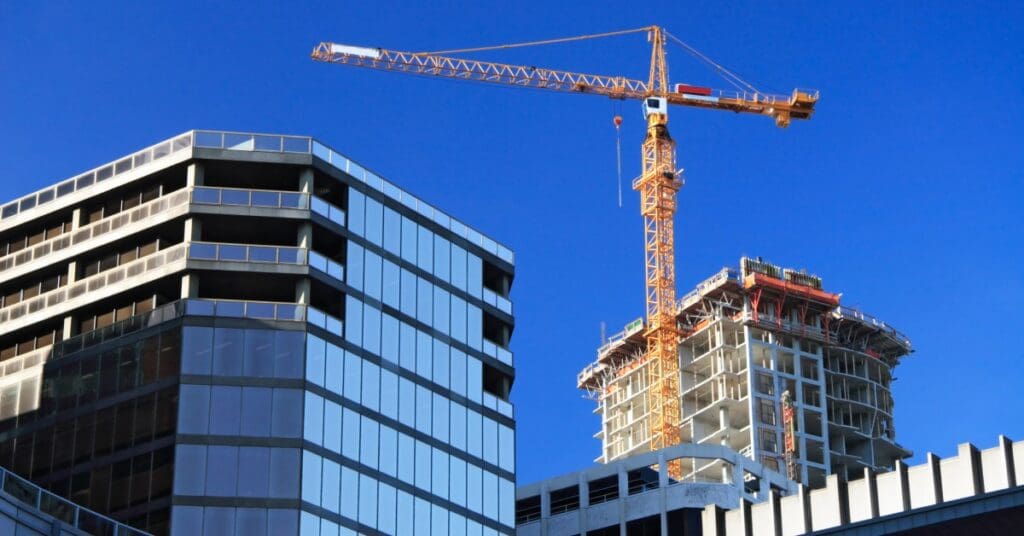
614, 114, 623, 208
663, 31, 763, 95
416, 26, 652, 56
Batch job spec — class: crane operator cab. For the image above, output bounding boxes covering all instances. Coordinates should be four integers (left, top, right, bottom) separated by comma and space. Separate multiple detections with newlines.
643, 97, 668, 118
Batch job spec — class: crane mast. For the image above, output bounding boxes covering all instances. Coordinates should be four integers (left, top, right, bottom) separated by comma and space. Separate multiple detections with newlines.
311, 27, 817, 479
634, 26, 683, 467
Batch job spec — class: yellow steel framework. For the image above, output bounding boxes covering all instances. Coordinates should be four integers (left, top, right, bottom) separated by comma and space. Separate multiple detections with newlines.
311, 26, 817, 477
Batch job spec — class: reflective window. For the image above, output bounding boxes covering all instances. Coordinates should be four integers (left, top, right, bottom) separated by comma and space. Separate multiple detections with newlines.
359, 415, 380, 468
302, 450, 322, 505
451, 296, 468, 344
237, 508, 268, 536
483, 417, 498, 465
182, 327, 214, 374
452, 245, 468, 291
400, 268, 417, 318
306, 335, 326, 387
416, 276, 432, 324
206, 445, 239, 496
343, 349, 361, 403
324, 400, 342, 453
415, 385, 432, 435
325, 342, 344, 396
468, 305, 483, 351
244, 329, 276, 378
365, 197, 383, 247
451, 349, 467, 397
500, 477, 515, 526
432, 504, 447, 535
433, 339, 450, 389
467, 357, 483, 404
380, 369, 398, 420
342, 407, 361, 460
178, 384, 210, 434
271, 388, 302, 438
383, 260, 400, 308
401, 216, 417, 264
379, 424, 398, 477
415, 440, 431, 491
348, 189, 365, 236
173, 444, 206, 495
415, 497, 431, 536
345, 296, 363, 345
322, 458, 341, 514
381, 313, 399, 365
340, 466, 359, 520
210, 386, 242, 435
362, 361, 380, 412
212, 328, 244, 376
358, 474, 378, 527
364, 250, 382, 300
434, 236, 451, 281
433, 286, 450, 335
450, 401, 467, 451
346, 241, 364, 291
275, 331, 306, 379
483, 471, 498, 519
399, 322, 416, 372
417, 226, 433, 272
238, 447, 270, 497
416, 330, 432, 379
398, 377, 416, 428
468, 254, 483, 298
303, 392, 324, 445
397, 489, 414, 535
397, 432, 415, 483
205, 506, 235, 534
383, 207, 401, 256
466, 463, 482, 514
241, 387, 272, 437
499, 424, 515, 472
450, 457, 467, 508
467, 408, 483, 458
363, 303, 381, 356
432, 393, 450, 443
377, 482, 397, 534
431, 447, 449, 499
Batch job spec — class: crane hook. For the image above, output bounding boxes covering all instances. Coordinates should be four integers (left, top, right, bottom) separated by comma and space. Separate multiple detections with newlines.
613, 115, 623, 208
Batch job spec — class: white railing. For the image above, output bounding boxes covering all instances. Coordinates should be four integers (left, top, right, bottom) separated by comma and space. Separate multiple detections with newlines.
482, 288, 512, 315
0, 243, 187, 326
191, 185, 309, 210
188, 242, 306, 265
309, 251, 345, 281
0, 189, 191, 276
1, 132, 192, 225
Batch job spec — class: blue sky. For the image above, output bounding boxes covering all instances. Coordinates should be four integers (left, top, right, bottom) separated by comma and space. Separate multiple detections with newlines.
2, 2, 1022, 485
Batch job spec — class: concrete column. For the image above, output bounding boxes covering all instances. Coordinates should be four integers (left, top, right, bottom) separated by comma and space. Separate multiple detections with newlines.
577, 475, 588, 534
61, 316, 75, 341
657, 452, 669, 535
617, 467, 628, 535
702, 504, 726, 536
186, 162, 204, 187
180, 274, 199, 299
70, 208, 83, 231
184, 217, 202, 242
298, 222, 313, 249
66, 260, 78, 285
295, 279, 311, 305
299, 168, 314, 194
540, 484, 551, 536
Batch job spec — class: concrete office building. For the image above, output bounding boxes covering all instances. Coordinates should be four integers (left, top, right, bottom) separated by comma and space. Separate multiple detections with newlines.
0, 130, 517, 535
579, 258, 912, 488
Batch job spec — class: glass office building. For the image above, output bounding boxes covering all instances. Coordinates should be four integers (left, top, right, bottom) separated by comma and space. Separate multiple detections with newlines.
0, 131, 516, 535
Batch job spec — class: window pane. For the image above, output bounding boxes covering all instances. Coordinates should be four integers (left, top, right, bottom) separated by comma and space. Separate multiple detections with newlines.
345, 296, 363, 346
451, 296, 468, 344
450, 401, 467, 452
181, 327, 213, 375
468, 254, 482, 298
342, 408, 360, 460
400, 269, 416, 318
434, 236, 451, 282
205, 445, 238, 496
399, 378, 415, 428
348, 189, 365, 236
363, 303, 382, 356
467, 357, 483, 404
468, 305, 483, 351
383, 260, 400, 308
417, 227, 433, 273
301, 450, 322, 505
238, 447, 270, 497
212, 327, 244, 376
467, 463, 482, 514
326, 342, 344, 396
483, 417, 498, 465
359, 416, 379, 468
451, 349, 467, 397
365, 197, 383, 247
415, 385, 432, 435
343, 350, 361, 403
364, 250, 382, 300
380, 369, 398, 420
269, 448, 300, 498
245, 329, 276, 378
416, 277, 432, 325
433, 287, 450, 335
383, 207, 401, 255
398, 432, 415, 483
379, 424, 398, 477
305, 335, 326, 387
416, 330, 432, 379
322, 458, 341, 512
415, 440, 431, 491
358, 474, 378, 527
399, 321, 416, 372
499, 424, 515, 472
210, 386, 242, 435
347, 240, 364, 291
431, 447, 449, 499
303, 392, 324, 445
241, 387, 272, 437
450, 457, 467, 507
381, 313, 399, 365
452, 245, 467, 291
272, 389, 302, 438
340, 467, 358, 520
401, 217, 417, 264
432, 392, 449, 443
324, 400, 342, 453
467, 409, 483, 458
178, 384, 209, 434
483, 470, 498, 519
173, 445, 206, 495
377, 482, 397, 535
433, 339, 450, 389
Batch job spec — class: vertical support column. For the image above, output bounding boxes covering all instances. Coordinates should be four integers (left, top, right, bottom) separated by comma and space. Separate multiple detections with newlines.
186, 162, 205, 188
577, 475, 589, 534
617, 466, 629, 536
539, 484, 551, 536
61, 207, 84, 339
657, 452, 669, 535
1000, 435, 1018, 488
296, 167, 314, 306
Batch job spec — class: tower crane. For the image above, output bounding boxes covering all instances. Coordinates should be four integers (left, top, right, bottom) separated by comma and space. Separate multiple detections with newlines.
311, 26, 818, 477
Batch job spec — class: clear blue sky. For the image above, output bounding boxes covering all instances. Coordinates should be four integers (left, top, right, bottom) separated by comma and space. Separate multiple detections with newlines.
2, 2, 1022, 485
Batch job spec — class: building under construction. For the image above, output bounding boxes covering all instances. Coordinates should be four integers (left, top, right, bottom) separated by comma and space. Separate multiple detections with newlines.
578, 257, 912, 489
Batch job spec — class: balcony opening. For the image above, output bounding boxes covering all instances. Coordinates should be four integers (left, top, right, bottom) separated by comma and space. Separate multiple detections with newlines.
201, 160, 301, 192
482, 260, 510, 297
482, 311, 510, 348
588, 474, 619, 505
198, 214, 301, 246
482, 362, 510, 400
515, 495, 541, 525
549, 485, 580, 515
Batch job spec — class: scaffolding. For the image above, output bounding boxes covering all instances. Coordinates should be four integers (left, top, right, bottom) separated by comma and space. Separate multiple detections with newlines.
580, 257, 914, 487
